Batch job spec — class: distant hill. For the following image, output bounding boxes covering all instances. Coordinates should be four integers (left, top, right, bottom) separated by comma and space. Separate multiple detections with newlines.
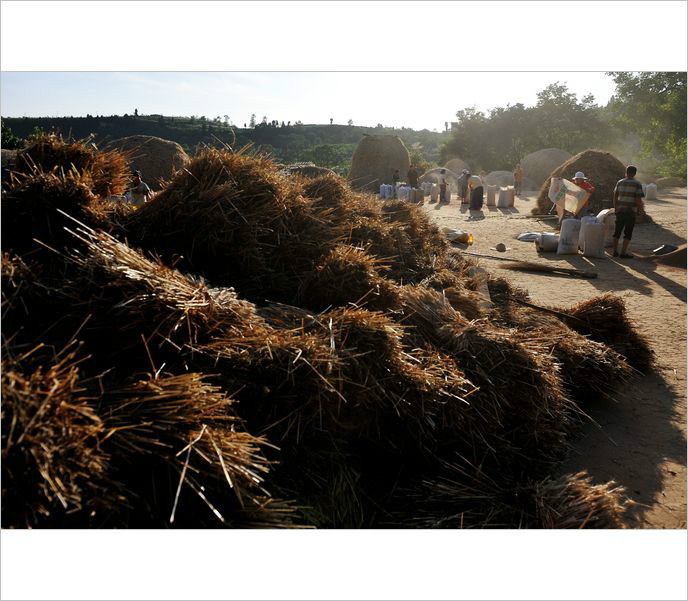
1, 115, 449, 172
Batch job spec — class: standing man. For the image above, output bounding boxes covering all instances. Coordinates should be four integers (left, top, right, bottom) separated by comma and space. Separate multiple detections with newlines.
407, 164, 419, 189
514, 164, 524, 195
612, 165, 645, 258
457, 169, 469, 204
438, 169, 448, 204
127, 170, 152, 208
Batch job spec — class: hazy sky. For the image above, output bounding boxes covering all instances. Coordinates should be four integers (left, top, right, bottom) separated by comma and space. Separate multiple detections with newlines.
0, 71, 617, 130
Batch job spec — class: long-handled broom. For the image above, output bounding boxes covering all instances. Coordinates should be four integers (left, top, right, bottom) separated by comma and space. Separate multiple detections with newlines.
455, 250, 598, 279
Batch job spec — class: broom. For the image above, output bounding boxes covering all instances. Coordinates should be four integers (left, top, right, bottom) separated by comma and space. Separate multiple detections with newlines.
455, 250, 597, 279
501, 261, 598, 279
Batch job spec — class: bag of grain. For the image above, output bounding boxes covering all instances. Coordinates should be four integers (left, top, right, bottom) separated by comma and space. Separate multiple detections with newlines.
557, 218, 582, 254
497, 187, 510, 208
645, 183, 657, 200
582, 222, 605, 258
486, 185, 497, 206
596, 208, 617, 246
536, 233, 560, 252
578, 215, 599, 250
506, 186, 516, 207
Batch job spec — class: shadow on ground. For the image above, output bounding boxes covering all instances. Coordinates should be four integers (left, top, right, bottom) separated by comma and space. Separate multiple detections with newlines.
560, 372, 687, 528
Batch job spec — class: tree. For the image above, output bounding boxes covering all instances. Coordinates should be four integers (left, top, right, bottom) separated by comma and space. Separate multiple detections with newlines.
347, 119, 353, 126
409, 144, 432, 174
261, 116, 268, 126
606, 72, 687, 177
249, 114, 256, 128
1, 124, 24, 149
134, 108, 138, 117
330, 118, 333, 125
440, 83, 610, 171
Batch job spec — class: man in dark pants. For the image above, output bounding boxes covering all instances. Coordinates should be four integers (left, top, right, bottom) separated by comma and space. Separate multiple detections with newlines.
407, 164, 419, 189
612, 165, 645, 258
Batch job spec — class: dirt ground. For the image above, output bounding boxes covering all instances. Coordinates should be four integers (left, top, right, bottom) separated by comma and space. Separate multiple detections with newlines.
421, 187, 687, 529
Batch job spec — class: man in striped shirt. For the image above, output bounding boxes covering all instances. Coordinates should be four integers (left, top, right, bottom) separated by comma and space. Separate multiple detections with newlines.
612, 165, 645, 258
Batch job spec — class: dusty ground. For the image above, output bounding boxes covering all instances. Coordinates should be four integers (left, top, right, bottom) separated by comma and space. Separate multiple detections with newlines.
421, 187, 687, 529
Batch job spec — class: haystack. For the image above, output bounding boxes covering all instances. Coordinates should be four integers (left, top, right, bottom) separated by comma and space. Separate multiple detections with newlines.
484, 170, 514, 187
281, 163, 335, 179
348, 135, 410, 191
419, 167, 460, 192
1, 148, 18, 169
534, 150, 625, 215
445, 157, 469, 174
655, 176, 686, 189
106, 135, 189, 190
520, 148, 571, 190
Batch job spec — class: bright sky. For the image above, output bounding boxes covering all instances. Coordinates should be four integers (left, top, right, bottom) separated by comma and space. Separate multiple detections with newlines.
0, 72, 617, 131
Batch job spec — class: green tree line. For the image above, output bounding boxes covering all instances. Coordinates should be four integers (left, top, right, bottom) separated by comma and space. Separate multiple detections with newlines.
441, 73, 686, 178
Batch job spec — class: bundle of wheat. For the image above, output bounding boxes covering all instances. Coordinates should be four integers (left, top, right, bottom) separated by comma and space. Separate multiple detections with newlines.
1, 346, 120, 528
298, 245, 400, 311
1, 168, 128, 256
99, 372, 280, 528
555, 294, 654, 373
17, 133, 129, 197
393, 461, 634, 528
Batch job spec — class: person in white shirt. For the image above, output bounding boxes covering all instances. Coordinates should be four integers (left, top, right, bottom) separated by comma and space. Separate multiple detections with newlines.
127, 170, 152, 207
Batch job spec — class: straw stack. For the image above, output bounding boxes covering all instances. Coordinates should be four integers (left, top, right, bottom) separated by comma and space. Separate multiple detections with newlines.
1, 139, 649, 529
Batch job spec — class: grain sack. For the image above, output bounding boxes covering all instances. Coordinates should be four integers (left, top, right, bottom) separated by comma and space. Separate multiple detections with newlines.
645, 183, 657, 200
536, 233, 560, 252
549, 178, 590, 216
578, 216, 599, 250
582, 222, 605, 258
497, 187, 511, 208
557, 218, 581, 255
597, 209, 617, 245
486, 185, 497, 206
505, 186, 516, 207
